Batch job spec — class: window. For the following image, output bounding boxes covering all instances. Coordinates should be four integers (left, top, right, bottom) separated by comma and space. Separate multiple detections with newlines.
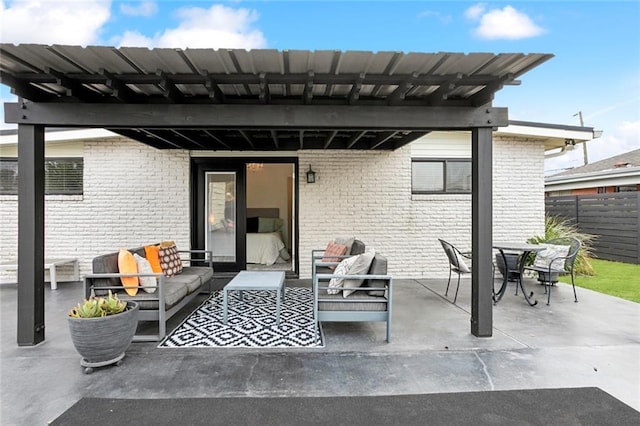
0, 158, 84, 195
616, 185, 637, 192
412, 159, 471, 194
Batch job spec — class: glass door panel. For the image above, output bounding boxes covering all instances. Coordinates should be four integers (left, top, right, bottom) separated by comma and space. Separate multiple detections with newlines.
205, 172, 236, 262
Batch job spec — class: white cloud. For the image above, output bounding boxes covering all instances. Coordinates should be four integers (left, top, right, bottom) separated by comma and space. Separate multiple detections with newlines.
0, 0, 111, 45
120, 1, 157, 17
417, 10, 452, 25
586, 121, 640, 162
112, 4, 266, 49
464, 3, 485, 21
469, 5, 545, 40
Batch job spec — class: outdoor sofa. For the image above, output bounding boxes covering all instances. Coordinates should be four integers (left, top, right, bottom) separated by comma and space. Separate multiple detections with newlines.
312, 239, 393, 342
84, 244, 213, 342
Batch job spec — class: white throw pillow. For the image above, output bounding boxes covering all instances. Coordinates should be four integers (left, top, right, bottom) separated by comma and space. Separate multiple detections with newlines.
327, 255, 359, 295
533, 244, 570, 271
455, 251, 471, 273
134, 253, 157, 293
343, 249, 376, 297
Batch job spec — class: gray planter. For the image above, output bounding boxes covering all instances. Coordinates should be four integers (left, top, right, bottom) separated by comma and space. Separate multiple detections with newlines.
495, 253, 520, 281
67, 301, 139, 373
537, 270, 559, 284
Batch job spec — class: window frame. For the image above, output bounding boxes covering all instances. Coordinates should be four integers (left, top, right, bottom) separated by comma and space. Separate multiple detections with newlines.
0, 157, 84, 196
411, 158, 472, 194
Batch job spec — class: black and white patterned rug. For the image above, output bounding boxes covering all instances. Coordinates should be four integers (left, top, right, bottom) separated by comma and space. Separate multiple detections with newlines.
159, 287, 324, 348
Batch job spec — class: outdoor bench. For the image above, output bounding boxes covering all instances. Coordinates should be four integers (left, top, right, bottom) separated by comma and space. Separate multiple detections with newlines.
312, 246, 392, 343
84, 245, 213, 342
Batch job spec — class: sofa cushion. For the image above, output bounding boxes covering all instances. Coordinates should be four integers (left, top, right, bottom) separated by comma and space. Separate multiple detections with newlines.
327, 255, 358, 294
118, 248, 139, 296
322, 242, 348, 266
144, 244, 163, 273
333, 236, 355, 255
342, 250, 376, 297
165, 273, 201, 295
133, 253, 157, 294
119, 278, 188, 311
350, 239, 366, 255
533, 244, 570, 271
182, 266, 213, 291
159, 242, 183, 277
363, 254, 388, 296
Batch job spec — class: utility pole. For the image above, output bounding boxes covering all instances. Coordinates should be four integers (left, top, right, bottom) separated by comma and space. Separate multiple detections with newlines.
574, 111, 588, 165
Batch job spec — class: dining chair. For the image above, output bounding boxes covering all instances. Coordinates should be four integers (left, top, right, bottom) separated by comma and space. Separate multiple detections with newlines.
524, 237, 581, 305
438, 239, 472, 303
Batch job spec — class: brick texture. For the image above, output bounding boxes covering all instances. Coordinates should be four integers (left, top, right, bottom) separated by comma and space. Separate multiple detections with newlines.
0, 138, 190, 282
1, 135, 544, 282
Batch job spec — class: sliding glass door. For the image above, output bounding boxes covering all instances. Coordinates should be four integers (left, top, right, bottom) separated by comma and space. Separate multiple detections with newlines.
205, 171, 237, 263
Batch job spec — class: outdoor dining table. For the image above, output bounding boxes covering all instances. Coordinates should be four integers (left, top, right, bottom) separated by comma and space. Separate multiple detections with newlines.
492, 243, 545, 306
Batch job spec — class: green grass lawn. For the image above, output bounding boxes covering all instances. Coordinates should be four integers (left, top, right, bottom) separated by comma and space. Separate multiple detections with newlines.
575, 259, 640, 303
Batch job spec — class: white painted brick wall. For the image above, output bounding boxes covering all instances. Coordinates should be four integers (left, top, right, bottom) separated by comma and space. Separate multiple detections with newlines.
1, 134, 544, 282
0, 138, 190, 282
297, 137, 545, 279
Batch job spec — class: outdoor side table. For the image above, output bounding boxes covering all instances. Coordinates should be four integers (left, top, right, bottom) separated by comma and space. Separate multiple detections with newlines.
222, 271, 286, 326
0, 258, 80, 290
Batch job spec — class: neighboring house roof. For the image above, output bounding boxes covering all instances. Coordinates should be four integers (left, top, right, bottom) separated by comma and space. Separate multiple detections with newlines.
546, 148, 640, 191
499, 120, 597, 152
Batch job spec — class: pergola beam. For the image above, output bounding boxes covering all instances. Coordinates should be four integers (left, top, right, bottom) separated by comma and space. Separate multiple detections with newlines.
5, 103, 508, 129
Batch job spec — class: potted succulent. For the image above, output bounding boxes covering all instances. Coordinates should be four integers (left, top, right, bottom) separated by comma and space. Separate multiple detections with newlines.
67, 291, 139, 374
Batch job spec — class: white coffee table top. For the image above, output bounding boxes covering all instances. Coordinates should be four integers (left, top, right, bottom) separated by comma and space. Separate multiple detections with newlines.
224, 270, 285, 290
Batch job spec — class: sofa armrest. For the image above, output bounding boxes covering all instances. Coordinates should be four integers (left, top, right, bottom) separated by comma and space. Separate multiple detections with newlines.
314, 273, 392, 296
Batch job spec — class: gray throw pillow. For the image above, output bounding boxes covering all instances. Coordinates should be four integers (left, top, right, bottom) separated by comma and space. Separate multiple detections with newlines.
343, 250, 376, 297
334, 236, 355, 255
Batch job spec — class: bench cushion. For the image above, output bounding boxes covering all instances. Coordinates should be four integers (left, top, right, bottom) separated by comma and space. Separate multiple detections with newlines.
118, 278, 189, 311
182, 266, 214, 290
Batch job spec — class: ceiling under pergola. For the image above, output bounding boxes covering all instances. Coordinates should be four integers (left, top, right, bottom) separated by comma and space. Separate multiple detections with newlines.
0, 44, 553, 150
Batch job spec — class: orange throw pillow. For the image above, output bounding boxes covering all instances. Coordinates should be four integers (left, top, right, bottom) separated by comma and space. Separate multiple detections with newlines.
144, 245, 163, 274
118, 248, 139, 296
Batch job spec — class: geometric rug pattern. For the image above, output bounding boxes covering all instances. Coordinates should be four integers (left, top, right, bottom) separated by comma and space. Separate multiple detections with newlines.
159, 287, 324, 348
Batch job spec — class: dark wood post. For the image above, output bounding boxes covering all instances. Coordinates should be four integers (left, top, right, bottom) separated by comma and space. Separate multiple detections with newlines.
471, 127, 493, 337
17, 124, 46, 346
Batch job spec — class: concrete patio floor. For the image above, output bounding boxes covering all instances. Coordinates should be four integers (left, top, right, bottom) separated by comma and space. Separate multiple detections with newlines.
1, 276, 639, 425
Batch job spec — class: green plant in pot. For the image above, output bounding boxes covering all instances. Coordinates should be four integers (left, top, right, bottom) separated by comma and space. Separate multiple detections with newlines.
67, 291, 139, 374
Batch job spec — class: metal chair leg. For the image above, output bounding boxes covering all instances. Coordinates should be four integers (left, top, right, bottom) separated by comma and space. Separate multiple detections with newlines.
453, 273, 461, 303
571, 271, 578, 302
445, 268, 452, 296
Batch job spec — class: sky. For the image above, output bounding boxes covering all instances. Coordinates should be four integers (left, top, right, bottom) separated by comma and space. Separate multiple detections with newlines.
0, 0, 638, 174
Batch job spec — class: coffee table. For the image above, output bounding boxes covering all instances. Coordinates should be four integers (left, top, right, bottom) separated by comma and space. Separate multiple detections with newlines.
222, 271, 286, 326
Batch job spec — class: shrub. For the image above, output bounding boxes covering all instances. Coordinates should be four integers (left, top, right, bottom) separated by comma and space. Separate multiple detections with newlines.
527, 215, 596, 276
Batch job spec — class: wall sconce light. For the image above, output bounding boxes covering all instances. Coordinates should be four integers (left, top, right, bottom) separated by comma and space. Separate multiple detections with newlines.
306, 165, 316, 183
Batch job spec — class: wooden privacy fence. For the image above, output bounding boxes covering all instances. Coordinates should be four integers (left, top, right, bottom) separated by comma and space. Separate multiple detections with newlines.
545, 192, 640, 264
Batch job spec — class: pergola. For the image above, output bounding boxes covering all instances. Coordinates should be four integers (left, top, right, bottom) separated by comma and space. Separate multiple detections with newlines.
0, 44, 553, 345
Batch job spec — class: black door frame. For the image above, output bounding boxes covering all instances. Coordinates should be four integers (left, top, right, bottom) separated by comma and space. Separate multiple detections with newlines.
191, 157, 299, 274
